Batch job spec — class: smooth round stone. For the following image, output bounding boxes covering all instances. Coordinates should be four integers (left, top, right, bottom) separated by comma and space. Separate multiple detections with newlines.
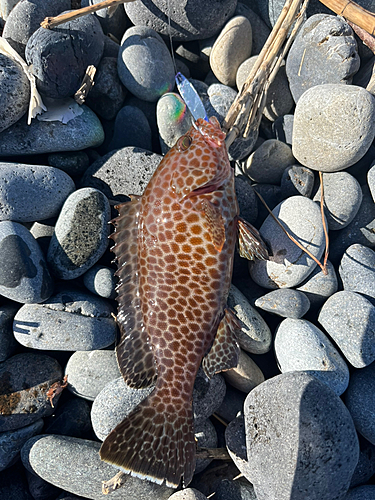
225, 415, 251, 478
237, 57, 293, 121
210, 16, 252, 87
252, 183, 283, 225
202, 83, 237, 123
244, 372, 359, 500
274, 318, 349, 395
118, 26, 174, 102
243, 139, 295, 184
44, 397, 92, 438
368, 163, 375, 202
80, 147, 161, 203
228, 284, 272, 355
215, 477, 256, 500
340, 244, 375, 301
235, 3, 271, 56
272, 114, 294, 146
3, 0, 70, 57
81, 0, 128, 41
216, 385, 246, 423
280, 165, 315, 199
0, 0, 20, 20
169, 488, 208, 500
23, 434, 172, 499
345, 486, 375, 500
194, 418, 217, 474
350, 439, 375, 488
296, 259, 338, 307
65, 350, 121, 401
108, 105, 152, 152
223, 349, 265, 393
249, 196, 326, 289
156, 92, 192, 154
47, 188, 110, 280
48, 151, 90, 177
292, 84, 375, 172
83, 265, 116, 299
0, 353, 63, 432
0, 163, 75, 222
0, 105, 104, 156
318, 291, 375, 368
0, 303, 18, 362
0, 53, 30, 133
193, 369, 226, 424
235, 175, 258, 225
0, 462, 33, 500
0, 221, 53, 303
313, 172, 362, 230
13, 288, 116, 351
345, 362, 375, 445
85, 57, 127, 121
26, 469, 61, 500
255, 289, 310, 318
0, 419, 43, 471
286, 15, 360, 103
125, 0, 237, 41
25, 14, 104, 98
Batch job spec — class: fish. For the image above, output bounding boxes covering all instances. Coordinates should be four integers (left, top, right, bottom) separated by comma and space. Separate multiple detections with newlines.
99, 116, 268, 488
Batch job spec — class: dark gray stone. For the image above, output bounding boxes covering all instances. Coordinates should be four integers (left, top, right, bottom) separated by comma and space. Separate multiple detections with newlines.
193, 369, 226, 424
350, 439, 375, 488
0, 221, 53, 303
194, 419, 217, 474
83, 265, 117, 299
85, 57, 127, 121
296, 260, 338, 307
13, 287, 116, 351
235, 3, 271, 56
0, 163, 75, 222
48, 151, 90, 177
124, 0, 237, 41
0, 353, 63, 432
0, 303, 18, 362
255, 289, 310, 318
0, 53, 29, 133
0, 418, 43, 471
280, 165, 315, 199
25, 13, 104, 98
252, 183, 283, 225
216, 387, 246, 423
118, 25, 175, 102
44, 398, 92, 439
47, 188, 111, 280
235, 175, 258, 225
108, 105, 152, 152
345, 486, 375, 500
318, 291, 375, 368
0, 462, 33, 500
225, 415, 251, 478
3, 0, 70, 57
81, 0, 129, 41
272, 114, 294, 146
25, 469, 62, 500
215, 478, 256, 500
286, 15, 360, 103
244, 372, 359, 500
339, 244, 375, 301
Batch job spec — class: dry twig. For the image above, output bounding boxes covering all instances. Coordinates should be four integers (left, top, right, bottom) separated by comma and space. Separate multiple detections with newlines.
319, 0, 375, 34
74, 65, 96, 105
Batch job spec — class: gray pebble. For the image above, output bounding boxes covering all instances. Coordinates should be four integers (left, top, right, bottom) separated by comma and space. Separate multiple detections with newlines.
0, 53, 30, 133
48, 151, 90, 177
249, 196, 326, 289
344, 486, 375, 500
296, 260, 338, 307
0, 0, 20, 20
223, 349, 264, 393
215, 478, 256, 500
318, 291, 375, 368
313, 172, 362, 230
65, 350, 120, 401
108, 105, 152, 152
368, 163, 375, 202
118, 26, 174, 102
216, 386, 245, 423
193, 369, 226, 424
26, 469, 61, 500
80, 147, 161, 203
292, 84, 375, 172
210, 16, 252, 87
13, 287, 116, 351
0, 221, 53, 303
0, 419, 43, 471
0, 105, 104, 156
22, 434, 172, 499
25, 13, 104, 98
0, 163, 75, 222
345, 362, 375, 445
169, 488, 208, 500
228, 284, 272, 354
286, 15, 360, 103
83, 265, 117, 299
255, 289, 310, 318
124, 0, 237, 41
194, 418, 217, 474
339, 244, 375, 301
0, 353, 62, 432
235, 3, 270, 56
252, 183, 283, 225
85, 57, 127, 121
81, 0, 128, 41
274, 318, 349, 395
0, 303, 18, 362
225, 415, 251, 478
272, 114, 294, 146
280, 164, 315, 199
350, 439, 375, 488
243, 139, 295, 184
47, 188, 110, 280
156, 92, 193, 154
244, 372, 359, 500
235, 175, 258, 225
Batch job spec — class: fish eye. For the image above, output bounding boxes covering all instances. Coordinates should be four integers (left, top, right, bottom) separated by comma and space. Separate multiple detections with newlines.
177, 135, 192, 152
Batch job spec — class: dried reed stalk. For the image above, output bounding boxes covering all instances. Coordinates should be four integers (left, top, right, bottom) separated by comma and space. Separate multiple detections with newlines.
319, 0, 375, 34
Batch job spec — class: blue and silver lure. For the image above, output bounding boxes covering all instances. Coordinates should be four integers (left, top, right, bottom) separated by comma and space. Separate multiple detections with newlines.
175, 72, 208, 124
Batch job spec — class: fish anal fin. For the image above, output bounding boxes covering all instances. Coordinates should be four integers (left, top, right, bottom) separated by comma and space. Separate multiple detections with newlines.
202, 308, 241, 379
100, 391, 196, 488
110, 198, 157, 389
237, 216, 269, 261
200, 199, 226, 252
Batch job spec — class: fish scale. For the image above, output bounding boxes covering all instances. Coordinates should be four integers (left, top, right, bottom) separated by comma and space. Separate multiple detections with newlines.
100, 116, 268, 488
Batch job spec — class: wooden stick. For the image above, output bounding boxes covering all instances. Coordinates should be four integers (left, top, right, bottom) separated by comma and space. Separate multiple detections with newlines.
41, 0, 135, 29
319, 0, 375, 35
74, 65, 96, 105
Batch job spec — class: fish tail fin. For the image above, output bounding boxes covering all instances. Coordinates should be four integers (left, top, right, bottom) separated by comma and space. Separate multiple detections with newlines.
99, 391, 196, 488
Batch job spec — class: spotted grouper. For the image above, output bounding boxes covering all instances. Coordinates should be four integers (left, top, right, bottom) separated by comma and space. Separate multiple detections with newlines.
99, 116, 268, 488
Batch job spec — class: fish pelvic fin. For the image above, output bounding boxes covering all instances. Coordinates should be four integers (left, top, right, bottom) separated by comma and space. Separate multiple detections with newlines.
237, 216, 269, 261
99, 391, 196, 489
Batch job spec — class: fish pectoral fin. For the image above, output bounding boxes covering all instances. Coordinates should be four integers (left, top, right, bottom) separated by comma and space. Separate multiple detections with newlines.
202, 308, 241, 378
200, 199, 226, 252
237, 216, 269, 261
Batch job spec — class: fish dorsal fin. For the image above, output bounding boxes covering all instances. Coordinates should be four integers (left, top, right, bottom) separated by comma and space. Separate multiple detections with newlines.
200, 199, 226, 252
202, 308, 241, 378
111, 198, 157, 389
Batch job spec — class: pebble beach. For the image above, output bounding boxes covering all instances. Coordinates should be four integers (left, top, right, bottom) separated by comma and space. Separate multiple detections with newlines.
0, 0, 375, 499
